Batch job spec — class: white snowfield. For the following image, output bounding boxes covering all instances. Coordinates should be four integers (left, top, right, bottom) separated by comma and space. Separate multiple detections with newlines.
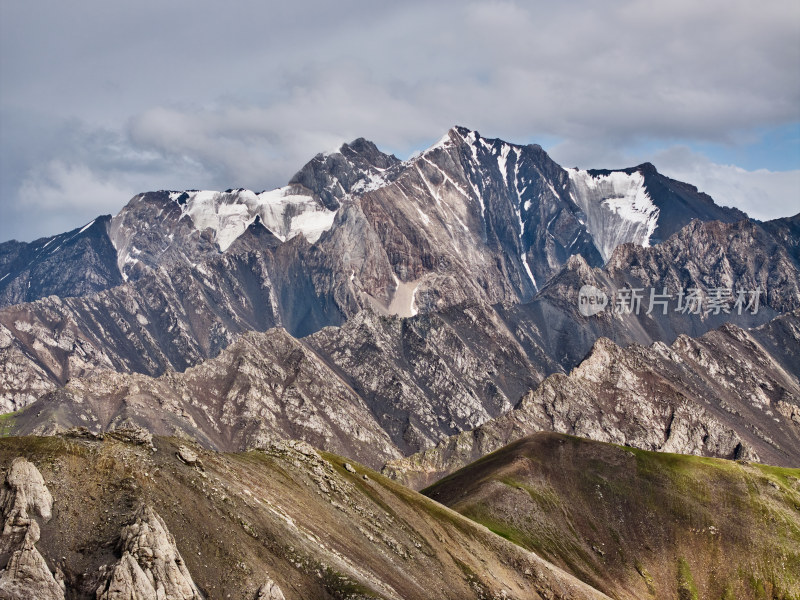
566, 169, 660, 262
174, 187, 338, 251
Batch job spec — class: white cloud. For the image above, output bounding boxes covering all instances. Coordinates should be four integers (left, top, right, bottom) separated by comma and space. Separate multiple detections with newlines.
2, 0, 799, 239
19, 161, 132, 213
11, 161, 137, 240
649, 147, 800, 220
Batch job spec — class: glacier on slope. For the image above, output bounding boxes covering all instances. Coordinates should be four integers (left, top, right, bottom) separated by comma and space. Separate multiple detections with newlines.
567, 169, 660, 262
176, 186, 337, 251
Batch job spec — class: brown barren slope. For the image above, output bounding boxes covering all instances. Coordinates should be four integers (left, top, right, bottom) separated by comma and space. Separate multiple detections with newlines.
0, 432, 610, 600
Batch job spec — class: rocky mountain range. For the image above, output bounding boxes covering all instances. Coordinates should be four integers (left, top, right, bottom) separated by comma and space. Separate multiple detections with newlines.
0, 126, 752, 317
1, 217, 798, 470
1, 129, 794, 414
0, 126, 798, 598
385, 308, 800, 489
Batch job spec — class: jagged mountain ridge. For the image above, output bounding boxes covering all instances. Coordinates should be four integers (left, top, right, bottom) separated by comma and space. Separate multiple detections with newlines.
1, 126, 748, 313
5, 307, 799, 490
3, 303, 544, 464
0, 237, 351, 411
384, 309, 800, 489
100, 126, 746, 311
0, 129, 785, 412
0, 216, 122, 308
2, 218, 799, 465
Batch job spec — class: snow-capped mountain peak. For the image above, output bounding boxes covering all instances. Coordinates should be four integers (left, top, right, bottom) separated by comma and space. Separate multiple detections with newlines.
4, 126, 751, 312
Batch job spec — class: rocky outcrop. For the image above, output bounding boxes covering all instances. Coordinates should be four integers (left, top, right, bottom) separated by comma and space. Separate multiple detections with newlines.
255, 579, 285, 600
96, 505, 201, 600
0, 457, 64, 599
288, 137, 402, 210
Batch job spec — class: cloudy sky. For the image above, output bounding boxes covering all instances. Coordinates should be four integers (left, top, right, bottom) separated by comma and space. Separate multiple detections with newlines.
1, 0, 798, 241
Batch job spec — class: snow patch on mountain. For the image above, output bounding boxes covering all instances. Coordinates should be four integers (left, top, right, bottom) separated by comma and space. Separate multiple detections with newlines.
510, 149, 537, 292
78, 219, 96, 234
567, 169, 660, 262
428, 131, 455, 152
179, 188, 337, 251
497, 144, 511, 179
350, 171, 389, 193
120, 246, 141, 281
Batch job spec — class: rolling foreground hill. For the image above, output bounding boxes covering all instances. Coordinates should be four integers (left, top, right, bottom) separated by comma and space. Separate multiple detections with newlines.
424, 432, 800, 600
0, 431, 608, 600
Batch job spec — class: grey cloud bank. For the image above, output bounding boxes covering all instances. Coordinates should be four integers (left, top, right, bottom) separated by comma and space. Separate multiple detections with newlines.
1, 0, 798, 241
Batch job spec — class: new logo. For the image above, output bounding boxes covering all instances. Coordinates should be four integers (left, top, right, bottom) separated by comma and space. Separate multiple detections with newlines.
578, 285, 608, 317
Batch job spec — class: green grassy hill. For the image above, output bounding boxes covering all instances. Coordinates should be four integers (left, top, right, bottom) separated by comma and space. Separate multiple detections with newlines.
424, 432, 800, 600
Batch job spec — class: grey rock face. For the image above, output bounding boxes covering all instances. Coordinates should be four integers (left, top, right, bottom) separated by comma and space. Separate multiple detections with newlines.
108, 190, 222, 282
11, 327, 404, 468
0, 457, 53, 525
288, 137, 402, 210
499, 218, 800, 376
763, 213, 800, 264
96, 505, 201, 600
255, 579, 286, 600
350, 127, 600, 310
385, 311, 800, 489
0, 216, 122, 309
0, 457, 64, 600
306, 305, 541, 454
